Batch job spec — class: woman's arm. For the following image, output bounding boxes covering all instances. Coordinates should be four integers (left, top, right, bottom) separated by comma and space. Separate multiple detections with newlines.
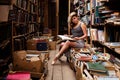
74, 22, 87, 40
80, 22, 87, 39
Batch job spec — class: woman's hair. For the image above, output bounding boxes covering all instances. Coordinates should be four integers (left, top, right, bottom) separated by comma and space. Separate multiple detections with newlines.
70, 14, 78, 28
68, 12, 78, 28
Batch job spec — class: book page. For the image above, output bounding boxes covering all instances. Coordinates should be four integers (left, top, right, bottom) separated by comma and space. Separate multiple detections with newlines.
57, 35, 74, 41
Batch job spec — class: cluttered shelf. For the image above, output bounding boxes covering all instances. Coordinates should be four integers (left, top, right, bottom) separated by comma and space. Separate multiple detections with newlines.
67, 45, 120, 80
0, 39, 11, 49
13, 32, 36, 39
91, 40, 120, 58
91, 23, 105, 27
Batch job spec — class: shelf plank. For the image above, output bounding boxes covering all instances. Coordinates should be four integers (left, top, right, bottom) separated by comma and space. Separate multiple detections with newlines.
104, 42, 120, 48
0, 39, 10, 49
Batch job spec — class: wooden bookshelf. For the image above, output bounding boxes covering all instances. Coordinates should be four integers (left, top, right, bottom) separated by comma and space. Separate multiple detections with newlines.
6, 0, 42, 51
0, 21, 12, 79
0, 0, 42, 78
88, 0, 120, 54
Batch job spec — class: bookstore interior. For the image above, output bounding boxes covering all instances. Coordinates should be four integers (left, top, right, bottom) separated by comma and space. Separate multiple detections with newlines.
0, 0, 120, 80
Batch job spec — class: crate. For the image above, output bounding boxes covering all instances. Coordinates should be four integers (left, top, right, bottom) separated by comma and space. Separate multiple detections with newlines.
27, 38, 48, 51
12, 50, 48, 78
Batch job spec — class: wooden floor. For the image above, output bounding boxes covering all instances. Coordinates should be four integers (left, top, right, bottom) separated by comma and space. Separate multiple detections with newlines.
46, 46, 76, 80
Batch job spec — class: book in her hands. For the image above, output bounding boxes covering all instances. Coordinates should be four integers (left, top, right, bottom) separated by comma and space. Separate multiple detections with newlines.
57, 35, 76, 42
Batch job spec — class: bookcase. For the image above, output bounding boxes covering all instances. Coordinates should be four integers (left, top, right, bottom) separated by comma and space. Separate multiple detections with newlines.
0, 22, 12, 79
89, 0, 120, 58
0, 0, 42, 79
8, 0, 41, 51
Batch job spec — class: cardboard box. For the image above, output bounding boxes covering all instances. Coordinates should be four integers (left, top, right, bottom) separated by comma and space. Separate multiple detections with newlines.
27, 39, 48, 50
13, 50, 44, 73
26, 50, 48, 61
30, 72, 44, 79
40, 51, 50, 60
48, 41, 56, 50
75, 65, 84, 80
26, 39, 37, 50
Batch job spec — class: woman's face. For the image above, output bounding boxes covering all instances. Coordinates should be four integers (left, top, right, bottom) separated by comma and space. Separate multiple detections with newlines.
71, 16, 79, 24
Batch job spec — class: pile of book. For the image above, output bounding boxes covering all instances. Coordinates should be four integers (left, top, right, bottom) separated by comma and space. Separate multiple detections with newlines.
85, 61, 119, 80
74, 53, 92, 61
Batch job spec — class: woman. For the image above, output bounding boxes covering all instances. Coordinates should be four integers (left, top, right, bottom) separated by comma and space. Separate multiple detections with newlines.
52, 12, 87, 65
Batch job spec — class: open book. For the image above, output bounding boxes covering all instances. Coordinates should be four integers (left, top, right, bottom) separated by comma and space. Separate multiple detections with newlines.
57, 35, 73, 40
57, 35, 76, 44
58, 35, 76, 41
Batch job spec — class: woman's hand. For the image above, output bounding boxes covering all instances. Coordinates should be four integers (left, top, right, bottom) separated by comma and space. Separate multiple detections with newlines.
73, 37, 80, 40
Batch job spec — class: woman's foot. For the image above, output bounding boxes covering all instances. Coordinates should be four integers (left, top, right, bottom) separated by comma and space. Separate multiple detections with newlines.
51, 60, 56, 65
52, 53, 61, 65
51, 58, 57, 65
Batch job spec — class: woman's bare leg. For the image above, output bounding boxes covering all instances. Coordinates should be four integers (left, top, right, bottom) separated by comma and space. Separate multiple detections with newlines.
52, 41, 76, 64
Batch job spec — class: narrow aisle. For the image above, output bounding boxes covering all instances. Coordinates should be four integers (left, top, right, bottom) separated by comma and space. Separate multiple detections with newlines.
46, 46, 76, 80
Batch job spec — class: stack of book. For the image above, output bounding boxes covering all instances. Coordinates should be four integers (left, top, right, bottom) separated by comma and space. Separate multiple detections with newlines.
74, 53, 92, 61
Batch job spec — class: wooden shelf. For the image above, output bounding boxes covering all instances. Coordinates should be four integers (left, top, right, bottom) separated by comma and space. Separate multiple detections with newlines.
0, 39, 10, 49
104, 42, 120, 48
105, 22, 120, 26
91, 23, 105, 27
13, 35, 25, 39
13, 4, 28, 12
0, 0, 11, 5
0, 0, 41, 52
92, 40, 120, 57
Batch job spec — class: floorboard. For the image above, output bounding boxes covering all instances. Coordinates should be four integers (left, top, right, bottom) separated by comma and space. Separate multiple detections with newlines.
46, 45, 76, 80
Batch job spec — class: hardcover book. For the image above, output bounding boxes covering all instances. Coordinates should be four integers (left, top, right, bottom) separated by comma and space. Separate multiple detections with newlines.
86, 62, 108, 72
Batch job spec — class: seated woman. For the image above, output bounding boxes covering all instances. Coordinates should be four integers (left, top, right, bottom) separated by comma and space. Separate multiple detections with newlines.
52, 12, 87, 65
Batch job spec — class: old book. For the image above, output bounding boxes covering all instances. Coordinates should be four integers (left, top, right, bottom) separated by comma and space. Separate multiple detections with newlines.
90, 29, 98, 40
74, 53, 92, 61
98, 30, 105, 42
6, 71, 30, 80
57, 35, 76, 44
86, 62, 108, 72
90, 71, 108, 76
95, 76, 119, 80
0, 5, 10, 22
8, 10, 17, 21
58, 35, 74, 40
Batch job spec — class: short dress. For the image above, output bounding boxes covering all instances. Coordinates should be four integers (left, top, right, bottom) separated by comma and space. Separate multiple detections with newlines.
71, 23, 85, 48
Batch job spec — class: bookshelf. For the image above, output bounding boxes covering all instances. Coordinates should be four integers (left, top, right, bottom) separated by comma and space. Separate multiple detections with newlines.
0, 0, 42, 79
88, 0, 120, 58
0, 22, 12, 79
8, 0, 41, 51
0, 1, 12, 79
